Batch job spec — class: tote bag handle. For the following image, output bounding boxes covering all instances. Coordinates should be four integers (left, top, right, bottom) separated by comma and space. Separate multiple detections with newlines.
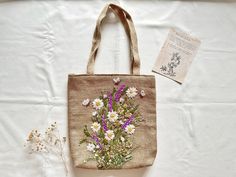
86, 3, 140, 75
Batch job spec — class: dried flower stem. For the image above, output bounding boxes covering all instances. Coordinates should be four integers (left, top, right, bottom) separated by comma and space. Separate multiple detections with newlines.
53, 129, 68, 176
25, 122, 68, 176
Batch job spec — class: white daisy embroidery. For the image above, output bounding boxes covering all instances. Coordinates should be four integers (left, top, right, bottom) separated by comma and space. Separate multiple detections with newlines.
91, 122, 101, 132
126, 87, 138, 98
82, 99, 90, 106
105, 130, 115, 141
107, 111, 118, 122
87, 143, 95, 152
92, 98, 104, 110
125, 124, 135, 134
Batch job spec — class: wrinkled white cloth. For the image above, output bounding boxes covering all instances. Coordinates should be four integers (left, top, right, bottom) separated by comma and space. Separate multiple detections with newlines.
0, 0, 236, 177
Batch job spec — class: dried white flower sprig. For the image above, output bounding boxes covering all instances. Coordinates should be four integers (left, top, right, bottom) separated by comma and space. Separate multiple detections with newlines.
24, 122, 68, 176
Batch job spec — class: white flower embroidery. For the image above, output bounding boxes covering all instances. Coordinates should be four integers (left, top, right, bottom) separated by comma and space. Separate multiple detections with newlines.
92, 98, 104, 110
113, 77, 121, 84
91, 122, 101, 132
107, 111, 118, 123
105, 130, 115, 141
119, 97, 124, 103
103, 94, 108, 99
82, 99, 90, 106
126, 87, 138, 98
125, 124, 135, 134
87, 143, 95, 152
120, 136, 125, 142
119, 120, 124, 125
92, 111, 97, 117
140, 90, 146, 97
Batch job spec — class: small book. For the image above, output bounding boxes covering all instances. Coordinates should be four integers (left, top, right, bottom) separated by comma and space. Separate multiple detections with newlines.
152, 28, 201, 84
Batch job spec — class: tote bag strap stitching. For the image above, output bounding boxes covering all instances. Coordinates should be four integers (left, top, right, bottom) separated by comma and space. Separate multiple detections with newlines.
86, 3, 140, 75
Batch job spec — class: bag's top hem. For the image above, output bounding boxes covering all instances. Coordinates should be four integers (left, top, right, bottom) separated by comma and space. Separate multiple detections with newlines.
68, 74, 155, 77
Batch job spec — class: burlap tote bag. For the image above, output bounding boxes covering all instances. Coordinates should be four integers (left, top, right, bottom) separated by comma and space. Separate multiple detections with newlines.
68, 3, 157, 169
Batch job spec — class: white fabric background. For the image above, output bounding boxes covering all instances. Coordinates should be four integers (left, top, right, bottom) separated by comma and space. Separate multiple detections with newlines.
0, 0, 236, 177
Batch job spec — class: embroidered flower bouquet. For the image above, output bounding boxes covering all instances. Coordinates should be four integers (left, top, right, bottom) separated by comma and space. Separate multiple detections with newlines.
80, 79, 146, 169
68, 3, 157, 169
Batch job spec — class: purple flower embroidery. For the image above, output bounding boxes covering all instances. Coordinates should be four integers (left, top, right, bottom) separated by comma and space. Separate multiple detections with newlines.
108, 92, 113, 112
115, 84, 126, 102
122, 115, 135, 129
102, 114, 108, 132
92, 134, 102, 149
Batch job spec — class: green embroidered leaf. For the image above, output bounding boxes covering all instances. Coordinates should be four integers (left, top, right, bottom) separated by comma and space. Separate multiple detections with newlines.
131, 104, 139, 114
112, 87, 116, 95
83, 125, 91, 137
79, 138, 87, 144
104, 99, 108, 107
123, 86, 129, 94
